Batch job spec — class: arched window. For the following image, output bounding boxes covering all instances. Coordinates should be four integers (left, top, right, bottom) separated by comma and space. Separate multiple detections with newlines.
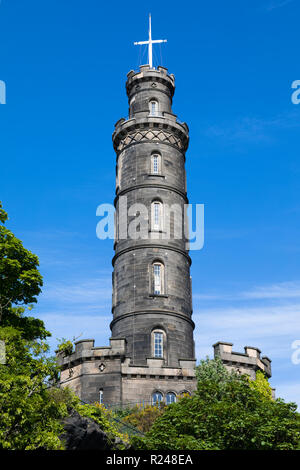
149, 100, 158, 116
166, 392, 176, 405
152, 262, 164, 295
151, 153, 161, 174
151, 201, 163, 231
99, 389, 103, 405
152, 391, 163, 405
154, 330, 163, 357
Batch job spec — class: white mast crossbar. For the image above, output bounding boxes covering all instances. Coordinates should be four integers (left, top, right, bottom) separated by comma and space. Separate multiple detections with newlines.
134, 14, 167, 68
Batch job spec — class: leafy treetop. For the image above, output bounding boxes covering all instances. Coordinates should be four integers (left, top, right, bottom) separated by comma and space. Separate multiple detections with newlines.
131, 358, 300, 450
0, 201, 46, 340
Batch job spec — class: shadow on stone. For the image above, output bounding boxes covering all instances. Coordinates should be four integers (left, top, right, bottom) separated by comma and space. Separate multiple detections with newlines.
60, 410, 112, 450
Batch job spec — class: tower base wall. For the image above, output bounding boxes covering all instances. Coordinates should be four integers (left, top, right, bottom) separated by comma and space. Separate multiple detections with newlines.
57, 338, 196, 407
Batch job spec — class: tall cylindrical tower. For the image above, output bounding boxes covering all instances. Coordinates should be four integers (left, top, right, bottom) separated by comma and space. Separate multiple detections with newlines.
111, 65, 194, 367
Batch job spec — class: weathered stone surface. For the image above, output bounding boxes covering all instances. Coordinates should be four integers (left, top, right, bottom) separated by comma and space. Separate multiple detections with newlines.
60, 410, 111, 450
213, 342, 272, 379
57, 64, 272, 407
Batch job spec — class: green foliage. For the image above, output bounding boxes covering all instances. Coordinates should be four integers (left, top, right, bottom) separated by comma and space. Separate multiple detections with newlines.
0, 202, 43, 334
0, 204, 66, 449
0, 202, 8, 224
249, 370, 273, 400
122, 403, 165, 433
56, 338, 74, 356
2, 306, 50, 341
195, 356, 240, 385
0, 205, 130, 449
111, 406, 135, 420
0, 326, 66, 449
75, 402, 129, 448
132, 362, 300, 450
0, 325, 129, 449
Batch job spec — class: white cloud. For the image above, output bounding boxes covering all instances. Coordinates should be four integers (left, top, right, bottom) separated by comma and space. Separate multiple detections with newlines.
193, 301, 300, 406
194, 281, 300, 302
204, 112, 300, 145
40, 277, 112, 305
194, 303, 300, 345
240, 281, 300, 300
265, 0, 294, 11
40, 312, 112, 351
275, 382, 300, 405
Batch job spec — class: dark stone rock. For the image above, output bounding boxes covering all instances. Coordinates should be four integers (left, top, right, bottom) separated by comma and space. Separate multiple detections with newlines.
60, 410, 111, 450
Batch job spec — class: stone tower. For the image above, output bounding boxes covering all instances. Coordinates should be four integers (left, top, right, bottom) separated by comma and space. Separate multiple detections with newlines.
57, 65, 198, 406
56, 66, 272, 406
111, 65, 194, 368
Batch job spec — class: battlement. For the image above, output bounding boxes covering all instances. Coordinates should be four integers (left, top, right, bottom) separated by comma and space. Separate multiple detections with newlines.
126, 65, 175, 97
56, 337, 127, 369
56, 337, 197, 405
213, 342, 272, 379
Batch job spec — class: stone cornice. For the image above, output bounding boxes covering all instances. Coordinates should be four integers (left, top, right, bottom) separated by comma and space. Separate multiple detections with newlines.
112, 243, 192, 266
114, 183, 189, 206
110, 310, 195, 330
112, 117, 189, 154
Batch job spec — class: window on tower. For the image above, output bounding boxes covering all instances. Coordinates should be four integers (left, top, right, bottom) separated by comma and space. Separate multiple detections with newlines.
151, 201, 163, 231
149, 100, 158, 116
151, 153, 161, 174
99, 389, 103, 405
154, 331, 163, 357
151, 327, 166, 360
152, 262, 164, 295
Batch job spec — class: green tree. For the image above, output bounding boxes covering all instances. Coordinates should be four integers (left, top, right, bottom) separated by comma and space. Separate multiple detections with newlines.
0, 203, 128, 449
195, 356, 240, 384
0, 201, 44, 338
0, 326, 67, 449
122, 403, 165, 433
132, 359, 300, 450
248, 370, 273, 400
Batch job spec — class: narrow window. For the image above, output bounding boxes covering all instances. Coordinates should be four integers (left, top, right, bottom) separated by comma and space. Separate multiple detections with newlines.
99, 389, 103, 405
154, 331, 163, 357
154, 203, 160, 228
153, 263, 162, 294
151, 154, 160, 174
149, 100, 158, 116
152, 201, 162, 231
166, 392, 176, 405
152, 391, 163, 405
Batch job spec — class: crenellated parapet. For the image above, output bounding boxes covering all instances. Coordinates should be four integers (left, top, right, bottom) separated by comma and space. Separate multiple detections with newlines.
112, 65, 189, 156
126, 65, 175, 101
57, 337, 197, 405
56, 338, 127, 371
213, 342, 272, 379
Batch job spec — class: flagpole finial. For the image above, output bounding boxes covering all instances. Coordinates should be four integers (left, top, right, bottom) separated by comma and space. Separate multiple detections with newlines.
134, 15, 167, 69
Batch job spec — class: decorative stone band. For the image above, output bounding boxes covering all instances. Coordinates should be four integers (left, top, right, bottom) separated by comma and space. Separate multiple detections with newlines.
110, 310, 195, 331
112, 244, 192, 266
116, 128, 184, 152
114, 183, 189, 206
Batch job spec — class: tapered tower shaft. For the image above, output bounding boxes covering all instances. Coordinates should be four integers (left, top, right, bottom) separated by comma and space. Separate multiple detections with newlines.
111, 65, 195, 367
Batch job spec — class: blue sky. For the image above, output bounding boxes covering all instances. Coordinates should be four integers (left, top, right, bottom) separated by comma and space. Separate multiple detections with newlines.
1, 0, 300, 406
